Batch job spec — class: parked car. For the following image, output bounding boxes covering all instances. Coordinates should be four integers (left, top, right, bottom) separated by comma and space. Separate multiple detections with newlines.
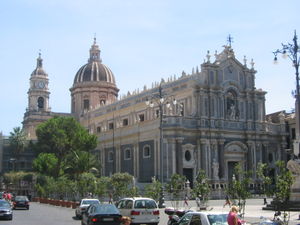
116, 197, 160, 225
12, 195, 30, 210
75, 199, 101, 219
0, 199, 13, 220
82, 203, 122, 225
174, 211, 228, 225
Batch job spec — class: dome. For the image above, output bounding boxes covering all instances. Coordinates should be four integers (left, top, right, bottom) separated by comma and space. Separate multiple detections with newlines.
73, 38, 116, 85
73, 61, 116, 84
31, 53, 47, 76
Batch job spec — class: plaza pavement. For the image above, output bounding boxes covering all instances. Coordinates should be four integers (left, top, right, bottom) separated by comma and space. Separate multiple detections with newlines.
163, 198, 300, 225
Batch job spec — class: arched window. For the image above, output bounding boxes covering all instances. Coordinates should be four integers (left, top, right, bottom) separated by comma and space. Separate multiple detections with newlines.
143, 146, 151, 158
226, 90, 239, 120
37, 97, 44, 109
83, 99, 89, 110
124, 148, 131, 160
108, 151, 114, 162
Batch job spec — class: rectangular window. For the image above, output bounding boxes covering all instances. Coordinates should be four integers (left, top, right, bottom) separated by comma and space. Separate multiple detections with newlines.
96, 126, 101, 133
109, 122, 114, 130
124, 149, 131, 160
83, 99, 89, 110
123, 118, 129, 126
139, 114, 145, 122
292, 128, 296, 140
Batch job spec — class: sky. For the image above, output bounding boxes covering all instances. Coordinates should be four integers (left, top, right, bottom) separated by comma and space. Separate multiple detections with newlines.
1, 0, 300, 135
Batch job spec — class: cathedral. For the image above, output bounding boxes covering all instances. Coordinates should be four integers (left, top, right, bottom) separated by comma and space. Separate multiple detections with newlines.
22, 38, 288, 196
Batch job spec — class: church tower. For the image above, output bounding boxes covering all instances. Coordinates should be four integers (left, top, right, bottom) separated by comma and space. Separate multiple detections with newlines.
23, 53, 52, 139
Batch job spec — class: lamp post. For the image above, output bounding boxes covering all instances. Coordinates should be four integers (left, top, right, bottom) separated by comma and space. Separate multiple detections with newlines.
146, 83, 176, 208
273, 30, 300, 156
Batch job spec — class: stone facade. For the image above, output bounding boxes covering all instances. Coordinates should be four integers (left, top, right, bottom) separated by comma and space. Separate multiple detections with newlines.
19, 40, 289, 196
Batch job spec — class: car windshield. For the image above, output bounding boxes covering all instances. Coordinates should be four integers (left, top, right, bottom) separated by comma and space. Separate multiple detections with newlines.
15, 196, 28, 201
207, 214, 228, 225
134, 200, 157, 209
82, 200, 99, 205
94, 204, 120, 214
0, 201, 10, 208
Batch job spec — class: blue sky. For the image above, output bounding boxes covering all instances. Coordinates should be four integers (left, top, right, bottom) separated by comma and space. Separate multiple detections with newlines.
1, 0, 300, 135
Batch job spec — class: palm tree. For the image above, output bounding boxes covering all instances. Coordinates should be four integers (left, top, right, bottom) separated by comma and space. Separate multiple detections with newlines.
9, 127, 27, 170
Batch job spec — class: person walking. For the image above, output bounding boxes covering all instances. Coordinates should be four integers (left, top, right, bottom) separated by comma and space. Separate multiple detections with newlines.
184, 194, 189, 207
223, 195, 231, 207
227, 205, 241, 225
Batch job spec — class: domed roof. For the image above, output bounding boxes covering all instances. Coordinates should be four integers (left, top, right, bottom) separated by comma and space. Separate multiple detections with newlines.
73, 38, 116, 85
31, 53, 47, 76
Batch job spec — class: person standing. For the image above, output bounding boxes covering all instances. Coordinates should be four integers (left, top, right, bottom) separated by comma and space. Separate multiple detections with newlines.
195, 195, 201, 210
184, 194, 189, 207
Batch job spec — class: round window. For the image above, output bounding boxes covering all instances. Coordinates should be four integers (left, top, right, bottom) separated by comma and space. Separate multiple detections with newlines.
185, 150, 191, 161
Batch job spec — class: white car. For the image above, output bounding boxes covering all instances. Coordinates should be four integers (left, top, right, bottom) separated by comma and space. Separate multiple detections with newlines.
117, 197, 160, 225
75, 198, 100, 218
176, 211, 228, 225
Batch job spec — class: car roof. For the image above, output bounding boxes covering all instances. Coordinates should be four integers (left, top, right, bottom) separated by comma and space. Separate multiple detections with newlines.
81, 199, 100, 201
119, 197, 156, 201
186, 211, 227, 215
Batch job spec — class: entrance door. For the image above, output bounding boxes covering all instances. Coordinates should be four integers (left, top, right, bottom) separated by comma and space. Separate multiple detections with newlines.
183, 168, 193, 188
227, 161, 238, 181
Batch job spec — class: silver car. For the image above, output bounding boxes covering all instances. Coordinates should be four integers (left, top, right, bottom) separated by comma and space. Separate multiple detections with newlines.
0, 199, 13, 220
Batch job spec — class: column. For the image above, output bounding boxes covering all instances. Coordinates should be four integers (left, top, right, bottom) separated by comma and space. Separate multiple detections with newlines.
175, 137, 184, 175
218, 139, 225, 179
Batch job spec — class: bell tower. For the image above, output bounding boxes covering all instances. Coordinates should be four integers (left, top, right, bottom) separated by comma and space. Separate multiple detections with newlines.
23, 53, 52, 139
27, 53, 50, 112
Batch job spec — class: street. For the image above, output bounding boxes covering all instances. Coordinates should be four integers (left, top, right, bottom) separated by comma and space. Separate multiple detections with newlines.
1, 198, 300, 225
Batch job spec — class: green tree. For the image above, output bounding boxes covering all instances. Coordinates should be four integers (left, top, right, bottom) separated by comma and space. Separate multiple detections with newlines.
273, 160, 294, 224
227, 163, 252, 218
165, 174, 186, 209
76, 172, 98, 198
32, 153, 58, 177
9, 127, 27, 170
257, 162, 273, 197
192, 170, 210, 204
64, 150, 100, 180
145, 177, 162, 202
95, 176, 111, 199
35, 116, 97, 177
110, 173, 135, 200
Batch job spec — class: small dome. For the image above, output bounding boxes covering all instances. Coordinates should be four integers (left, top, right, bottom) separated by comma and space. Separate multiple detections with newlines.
31, 53, 47, 76
73, 61, 116, 84
73, 38, 116, 85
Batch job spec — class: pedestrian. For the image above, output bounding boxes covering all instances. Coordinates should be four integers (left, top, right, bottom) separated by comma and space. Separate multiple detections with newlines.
195, 195, 201, 210
184, 194, 189, 207
108, 193, 113, 204
227, 205, 241, 225
121, 216, 132, 225
223, 195, 231, 208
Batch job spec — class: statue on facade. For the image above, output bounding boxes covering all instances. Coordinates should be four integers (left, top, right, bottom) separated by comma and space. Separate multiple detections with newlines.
212, 158, 219, 180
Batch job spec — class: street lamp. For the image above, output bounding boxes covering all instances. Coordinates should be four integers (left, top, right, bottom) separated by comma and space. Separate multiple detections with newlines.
145, 83, 177, 183
273, 30, 300, 157
146, 82, 177, 208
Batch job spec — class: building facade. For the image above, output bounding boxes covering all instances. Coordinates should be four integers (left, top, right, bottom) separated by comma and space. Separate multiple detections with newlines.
19, 39, 288, 195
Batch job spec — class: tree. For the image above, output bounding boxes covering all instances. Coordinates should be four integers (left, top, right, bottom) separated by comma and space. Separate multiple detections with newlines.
35, 116, 97, 177
257, 162, 273, 197
9, 127, 27, 170
227, 163, 252, 218
192, 170, 210, 205
64, 150, 101, 180
76, 172, 98, 198
32, 153, 58, 177
165, 173, 186, 209
273, 160, 294, 224
145, 177, 162, 202
110, 173, 136, 200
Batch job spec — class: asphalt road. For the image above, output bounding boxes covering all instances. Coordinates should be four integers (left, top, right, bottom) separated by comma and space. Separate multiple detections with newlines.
1, 198, 299, 225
